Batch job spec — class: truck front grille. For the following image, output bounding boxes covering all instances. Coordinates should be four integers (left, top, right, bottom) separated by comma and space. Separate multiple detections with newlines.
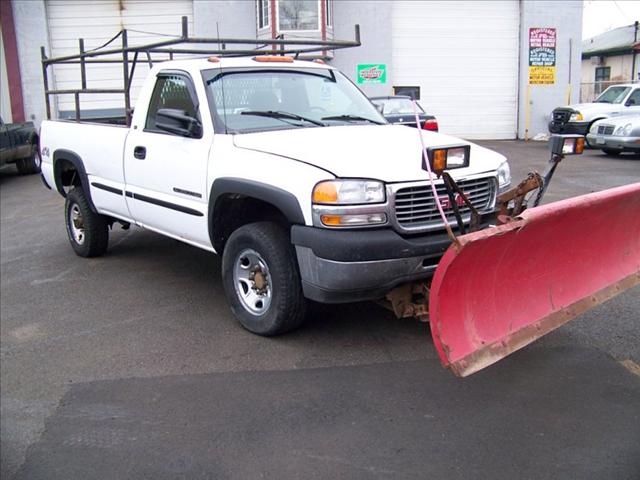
597, 125, 614, 135
553, 110, 571, 123
393, 177, 497, 232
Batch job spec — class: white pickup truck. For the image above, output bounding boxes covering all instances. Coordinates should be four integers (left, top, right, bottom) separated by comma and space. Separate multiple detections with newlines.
40, 56, 511, 335
549, 83, 640, 138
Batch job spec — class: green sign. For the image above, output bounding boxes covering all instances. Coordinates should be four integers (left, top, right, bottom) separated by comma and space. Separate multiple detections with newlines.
357, 64, 387, 84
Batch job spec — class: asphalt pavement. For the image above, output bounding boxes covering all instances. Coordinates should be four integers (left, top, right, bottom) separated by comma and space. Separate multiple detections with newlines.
1, 140, 639, 479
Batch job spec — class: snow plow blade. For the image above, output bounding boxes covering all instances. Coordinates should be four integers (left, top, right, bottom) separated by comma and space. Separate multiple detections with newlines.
429, 183, 640, 377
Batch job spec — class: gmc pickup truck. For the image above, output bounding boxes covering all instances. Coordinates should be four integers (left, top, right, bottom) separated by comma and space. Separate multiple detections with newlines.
40, 56, 511, 335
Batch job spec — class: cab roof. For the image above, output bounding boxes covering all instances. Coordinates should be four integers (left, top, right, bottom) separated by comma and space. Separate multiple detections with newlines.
150, 56, 334, 73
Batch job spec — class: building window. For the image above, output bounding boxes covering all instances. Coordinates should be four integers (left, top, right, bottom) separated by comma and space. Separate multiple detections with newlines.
595, 66, 610, 83
278, 0, 319, 31
258, 0, 270, 29
325, 0, 332, 27
393, 86, 421, 100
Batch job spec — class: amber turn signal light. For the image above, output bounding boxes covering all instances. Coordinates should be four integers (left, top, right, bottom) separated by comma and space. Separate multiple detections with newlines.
432, 149, 447, 173
312, 182, 338, 203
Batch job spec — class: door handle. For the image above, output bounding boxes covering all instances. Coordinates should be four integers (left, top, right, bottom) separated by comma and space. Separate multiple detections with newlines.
133, 146, 146, 160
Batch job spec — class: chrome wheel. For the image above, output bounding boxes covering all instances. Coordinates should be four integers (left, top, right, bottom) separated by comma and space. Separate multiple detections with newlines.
69, 204, 85, 245
233, 248, 272, 315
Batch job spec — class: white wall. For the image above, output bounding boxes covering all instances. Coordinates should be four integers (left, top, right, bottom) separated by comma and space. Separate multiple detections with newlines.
193, 0, 255, 38
518, 0, 583, 139
581, 54, 635, 84
11, 0, 50, 127
331, 0, 394, 98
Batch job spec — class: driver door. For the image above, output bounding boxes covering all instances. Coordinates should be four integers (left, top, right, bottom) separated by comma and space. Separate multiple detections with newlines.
124, 71, 212, 247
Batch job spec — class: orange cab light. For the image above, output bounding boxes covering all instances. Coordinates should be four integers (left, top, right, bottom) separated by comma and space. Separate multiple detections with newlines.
207, 56, 220, 63
320, 215, 342, 226
313, 182, 338, 203
575, 137, 585, 154
253, 55, 294, 63
432, 149, 447, 172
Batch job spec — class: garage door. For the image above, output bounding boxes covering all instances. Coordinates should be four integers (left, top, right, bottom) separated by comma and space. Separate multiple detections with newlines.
392, 1, 519, 139
46, 0, 193, 118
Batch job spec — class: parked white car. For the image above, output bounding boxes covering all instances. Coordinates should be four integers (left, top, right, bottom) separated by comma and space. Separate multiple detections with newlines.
40, 56, 511, 335
549, 84, 640, 140
586, 115, 640, 156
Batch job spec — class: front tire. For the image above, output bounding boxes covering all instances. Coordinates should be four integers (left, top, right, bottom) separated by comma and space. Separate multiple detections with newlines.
65, 188, 109, 257
16, 147, 41, 175
602, 148, 621, 157
221, 222, 307, 336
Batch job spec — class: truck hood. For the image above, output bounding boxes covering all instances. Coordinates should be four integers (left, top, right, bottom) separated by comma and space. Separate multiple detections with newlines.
232, 125, 506, 182
561, 103, 623, 116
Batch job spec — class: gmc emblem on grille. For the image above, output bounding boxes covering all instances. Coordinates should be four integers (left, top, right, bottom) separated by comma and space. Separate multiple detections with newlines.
438, 193, 466, 209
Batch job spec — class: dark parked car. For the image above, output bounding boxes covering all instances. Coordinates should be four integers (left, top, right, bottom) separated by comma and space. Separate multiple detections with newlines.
0, 116, 41, 174
370, 95, 438, 132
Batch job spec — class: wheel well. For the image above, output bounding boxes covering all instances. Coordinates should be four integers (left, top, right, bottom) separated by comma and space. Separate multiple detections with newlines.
55, 158, 83, 190
211, 194, 291, 253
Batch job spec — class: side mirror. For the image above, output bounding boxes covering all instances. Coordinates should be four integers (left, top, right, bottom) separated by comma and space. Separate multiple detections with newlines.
626, 98, 637, 106
156, 108, 202, 138
549, 134, 584, 157
375, 104, 384, 114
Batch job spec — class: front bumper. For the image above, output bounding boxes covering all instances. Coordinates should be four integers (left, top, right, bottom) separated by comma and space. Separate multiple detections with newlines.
585, 133, 640, 152
548, 121, 590, 135
291, 225, 456, 303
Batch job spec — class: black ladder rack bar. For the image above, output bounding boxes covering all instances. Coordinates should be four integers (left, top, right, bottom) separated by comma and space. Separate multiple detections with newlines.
41, 16, 361, 125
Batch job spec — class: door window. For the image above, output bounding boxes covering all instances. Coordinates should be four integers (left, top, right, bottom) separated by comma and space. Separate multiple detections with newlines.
145, 75, 198, 132
626, 89, 640, 106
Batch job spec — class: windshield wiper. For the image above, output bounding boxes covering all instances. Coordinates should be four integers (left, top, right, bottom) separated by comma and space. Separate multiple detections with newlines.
241, 110, 325, 127
322, 114, 384, 125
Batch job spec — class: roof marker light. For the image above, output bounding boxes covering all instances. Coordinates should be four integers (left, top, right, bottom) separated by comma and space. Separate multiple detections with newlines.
252, 55, 294, 63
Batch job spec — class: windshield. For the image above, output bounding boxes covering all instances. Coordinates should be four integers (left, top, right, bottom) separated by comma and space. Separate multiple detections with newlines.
204, 67, 386, 133
595, 86, 631, 104
372, 97, 424, 115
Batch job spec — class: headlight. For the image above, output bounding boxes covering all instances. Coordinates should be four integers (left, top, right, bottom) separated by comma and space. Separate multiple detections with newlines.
615, 123, 633, 136
497, 161, 511, 187
312, 179, 385, 205
589, 123, 599, 134
569, 112, 584, 122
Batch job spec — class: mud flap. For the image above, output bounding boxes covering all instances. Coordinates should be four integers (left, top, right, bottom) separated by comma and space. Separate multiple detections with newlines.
429, 183, 640, 377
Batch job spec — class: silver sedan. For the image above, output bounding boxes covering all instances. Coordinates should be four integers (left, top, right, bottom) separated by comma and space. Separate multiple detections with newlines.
586, 115, 640, 156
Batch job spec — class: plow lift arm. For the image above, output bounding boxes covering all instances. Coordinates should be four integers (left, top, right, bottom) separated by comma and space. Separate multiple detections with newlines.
389, 134, 640, 376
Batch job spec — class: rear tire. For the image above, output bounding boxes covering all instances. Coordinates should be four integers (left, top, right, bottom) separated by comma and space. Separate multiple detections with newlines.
65, 188, 109, 257
221, 222, 307, 336
16, 147, 41, 175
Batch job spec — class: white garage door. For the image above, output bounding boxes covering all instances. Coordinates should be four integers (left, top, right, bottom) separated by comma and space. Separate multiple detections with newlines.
392, 1, 519, 139
46, 0, 193, 118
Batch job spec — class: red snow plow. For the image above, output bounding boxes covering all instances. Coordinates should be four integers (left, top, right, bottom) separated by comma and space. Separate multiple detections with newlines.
389, 135, 640, 376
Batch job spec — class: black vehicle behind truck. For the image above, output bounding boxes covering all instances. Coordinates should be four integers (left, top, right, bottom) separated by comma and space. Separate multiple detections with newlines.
0, 116, 41, 174
370, 96, 439, 132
